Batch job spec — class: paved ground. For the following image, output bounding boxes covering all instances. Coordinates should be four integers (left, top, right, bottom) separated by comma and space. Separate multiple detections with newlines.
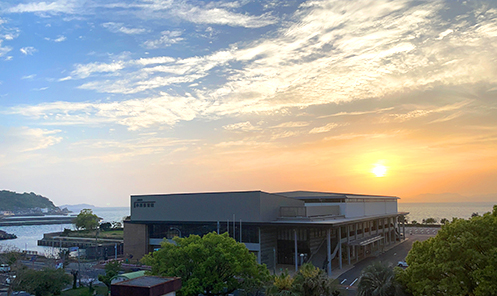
335, 230, 436, 295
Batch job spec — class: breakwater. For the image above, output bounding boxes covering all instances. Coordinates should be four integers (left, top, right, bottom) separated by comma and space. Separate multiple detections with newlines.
37, 231, 124, 259
0, 216, 75, 226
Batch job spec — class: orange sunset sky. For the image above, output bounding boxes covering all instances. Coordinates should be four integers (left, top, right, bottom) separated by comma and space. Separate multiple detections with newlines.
1, 0, 496, 206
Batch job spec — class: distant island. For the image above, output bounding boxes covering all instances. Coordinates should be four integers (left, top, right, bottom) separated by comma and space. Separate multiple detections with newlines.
0, 190, 70, 216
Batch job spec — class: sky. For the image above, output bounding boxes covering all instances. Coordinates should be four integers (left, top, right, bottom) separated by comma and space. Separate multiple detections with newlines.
0, 0, 496, 207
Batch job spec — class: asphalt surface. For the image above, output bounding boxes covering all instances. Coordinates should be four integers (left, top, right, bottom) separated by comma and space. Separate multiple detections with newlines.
337, 230, 437, 295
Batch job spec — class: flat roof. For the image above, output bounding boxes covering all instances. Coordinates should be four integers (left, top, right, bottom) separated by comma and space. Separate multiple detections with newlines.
114, 276, 174, 288
276, 191, 399, 200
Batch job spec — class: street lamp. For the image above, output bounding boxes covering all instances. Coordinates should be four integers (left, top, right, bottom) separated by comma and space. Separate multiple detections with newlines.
170, 227, 182, 238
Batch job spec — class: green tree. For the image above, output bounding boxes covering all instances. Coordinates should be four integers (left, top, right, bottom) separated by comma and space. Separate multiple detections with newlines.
74, 209, 99, 231
266, 271, 298, 296
142, 232, 269, 296
440, 218, 449, 225
357, 262, 403, 296
423, 217, 437, 224
399, 205, 497, 296
293, 263, 341, 296
98, 260, 122, 293
13, 267, 71, 296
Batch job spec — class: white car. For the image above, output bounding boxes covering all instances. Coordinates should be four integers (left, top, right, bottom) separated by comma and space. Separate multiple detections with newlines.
398, 261, 408, 268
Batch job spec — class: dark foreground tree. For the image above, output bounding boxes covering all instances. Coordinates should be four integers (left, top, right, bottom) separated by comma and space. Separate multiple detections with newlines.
73, 209, 99, 231
98, 260, 122, 293
142, 232, 269, 296
357, 262, 403, 296
13, 267, 71, 296
399, 205, 497, 296
293, 263, 341, 296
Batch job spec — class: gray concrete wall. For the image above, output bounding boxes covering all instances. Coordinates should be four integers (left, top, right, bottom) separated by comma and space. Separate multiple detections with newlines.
386, 201, 398, 214
307, 205, 340, 216
131, 191, 262, 222
259, 192, 304, 221
364, 201, 387, 216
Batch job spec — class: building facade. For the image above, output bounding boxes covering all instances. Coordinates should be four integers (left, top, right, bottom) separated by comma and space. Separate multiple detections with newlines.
124, 190, 407, 275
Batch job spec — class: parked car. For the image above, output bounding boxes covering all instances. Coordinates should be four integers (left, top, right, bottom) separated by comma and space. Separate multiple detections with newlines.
398, 261, 408, 268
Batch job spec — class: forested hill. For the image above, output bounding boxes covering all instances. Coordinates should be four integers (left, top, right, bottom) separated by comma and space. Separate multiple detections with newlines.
0, 190, 56, 210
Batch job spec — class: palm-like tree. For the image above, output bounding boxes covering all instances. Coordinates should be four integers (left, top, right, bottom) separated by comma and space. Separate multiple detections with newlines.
357, 262, 403, 296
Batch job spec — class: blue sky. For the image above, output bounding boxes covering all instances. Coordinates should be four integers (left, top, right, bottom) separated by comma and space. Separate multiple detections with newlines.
1, 0, 497, 206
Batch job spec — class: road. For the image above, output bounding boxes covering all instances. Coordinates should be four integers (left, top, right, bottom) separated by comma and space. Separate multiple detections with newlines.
337, 229, 437, 295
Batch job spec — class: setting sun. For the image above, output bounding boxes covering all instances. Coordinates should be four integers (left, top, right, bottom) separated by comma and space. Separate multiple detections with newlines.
372, 164, 387, 177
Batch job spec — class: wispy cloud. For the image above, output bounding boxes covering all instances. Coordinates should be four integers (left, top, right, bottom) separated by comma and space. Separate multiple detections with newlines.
0, 127, 62, 153
223, 121, 261, 131
6, 0, 79, 14
143, 30, 183, 49
102, 22, 148, 35
9, 0, 497, 132
45, 35, 66, 42
20, 46, 37, 55
309, 123, 340, 134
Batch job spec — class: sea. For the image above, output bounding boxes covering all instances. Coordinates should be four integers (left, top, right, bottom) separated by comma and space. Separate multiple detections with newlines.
0, 207, 129, 256
0, 202, 495, 256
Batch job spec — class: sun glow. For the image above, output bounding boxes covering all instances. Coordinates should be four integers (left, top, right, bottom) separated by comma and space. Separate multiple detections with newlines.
372, 164, 387, 177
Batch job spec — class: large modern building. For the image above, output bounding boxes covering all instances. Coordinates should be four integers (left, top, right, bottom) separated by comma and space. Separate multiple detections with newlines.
124, 190, 407, 275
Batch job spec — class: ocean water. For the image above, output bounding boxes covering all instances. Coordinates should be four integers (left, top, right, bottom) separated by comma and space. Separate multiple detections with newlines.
0, 207, 129, 255
398, 202, 496, 223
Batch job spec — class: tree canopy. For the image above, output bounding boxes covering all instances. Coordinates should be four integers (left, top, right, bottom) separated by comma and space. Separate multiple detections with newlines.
98, 260, 122, 293
142, 232, 269, 296
399, 205, 497, 296
73, 209, 100, 231
13, 267, 71, 296
0, 190, 56, 210
357, 262, 403, 296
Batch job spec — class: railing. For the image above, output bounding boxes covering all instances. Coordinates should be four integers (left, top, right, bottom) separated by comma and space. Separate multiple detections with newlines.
280, 206, 307, 217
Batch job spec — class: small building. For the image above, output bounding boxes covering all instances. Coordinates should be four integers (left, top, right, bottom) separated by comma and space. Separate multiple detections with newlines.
124, 190, 408, 276
111, 276, 181, 296
111, 270, 147, 284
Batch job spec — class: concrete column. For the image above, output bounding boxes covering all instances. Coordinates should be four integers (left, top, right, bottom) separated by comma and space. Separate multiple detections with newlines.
338, 226, 342, 269
294, 229, 298, 272
388, 217, 392, 245
383, 218, 387, 245
354, 223, 357, 240
376, 219, 379, 235
327, 228, 331, 277
347, 225, 351, 265
354, 246, 359, 263
402, 218, 406, 239
257, 227, 261, 264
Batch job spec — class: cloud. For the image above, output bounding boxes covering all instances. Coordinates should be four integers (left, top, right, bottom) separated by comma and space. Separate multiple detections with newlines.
102, 22, 148, 35
20, 47, 37, 55
0, 40, 12, 57
271, 121, 310, 128
8, 93, 208, 130
309, 123, 340, 134
0, 127, 62, 153
223, 121, 261, 131
6, 0, 79, 14
9, 0, 497, 132
22, 74, 37, 80
143, 30, 183, 49
44, 35, 66, 42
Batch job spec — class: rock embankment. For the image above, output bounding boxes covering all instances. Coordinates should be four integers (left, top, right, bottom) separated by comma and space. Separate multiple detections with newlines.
0, 230, 16, 240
